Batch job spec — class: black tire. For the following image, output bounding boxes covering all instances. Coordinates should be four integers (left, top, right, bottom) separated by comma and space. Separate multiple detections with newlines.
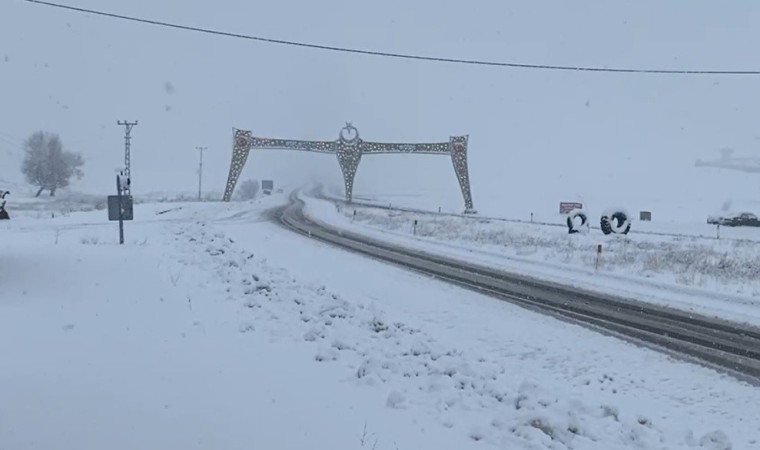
567, 210, 588, 234
601, 211, 630, 235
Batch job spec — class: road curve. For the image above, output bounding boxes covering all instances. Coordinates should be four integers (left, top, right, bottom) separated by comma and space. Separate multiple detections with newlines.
279, 194, 760, 382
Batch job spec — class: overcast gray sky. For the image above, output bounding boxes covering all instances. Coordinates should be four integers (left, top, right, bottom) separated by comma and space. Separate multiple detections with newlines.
2, 0, 760, 219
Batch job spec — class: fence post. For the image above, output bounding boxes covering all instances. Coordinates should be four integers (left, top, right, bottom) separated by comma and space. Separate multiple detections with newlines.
595, 244, 602, 272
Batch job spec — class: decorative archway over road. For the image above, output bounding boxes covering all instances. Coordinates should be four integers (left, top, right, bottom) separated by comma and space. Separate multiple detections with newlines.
222, 123, 475, 213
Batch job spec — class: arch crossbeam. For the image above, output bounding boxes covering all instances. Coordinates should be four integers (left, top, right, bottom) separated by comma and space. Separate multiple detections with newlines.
247, 136, 336, 154
222, 124, 475, 213
360, 141, 450, 154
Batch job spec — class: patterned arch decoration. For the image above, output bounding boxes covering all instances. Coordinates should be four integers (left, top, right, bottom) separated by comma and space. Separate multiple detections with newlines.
222, 123, 475, 213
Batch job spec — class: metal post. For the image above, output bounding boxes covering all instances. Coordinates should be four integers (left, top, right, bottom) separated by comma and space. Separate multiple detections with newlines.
116, 175, 124, 245
196, 146, 207, 200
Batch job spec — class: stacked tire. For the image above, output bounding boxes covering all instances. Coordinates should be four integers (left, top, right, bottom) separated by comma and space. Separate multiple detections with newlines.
600, 209, 631, 235
566, 209, 588, 234
0, 190, 8, 220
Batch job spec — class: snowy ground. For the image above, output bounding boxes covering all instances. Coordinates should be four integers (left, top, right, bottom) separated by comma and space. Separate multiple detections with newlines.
305, 193, 760, 327
2, 193, 760, 449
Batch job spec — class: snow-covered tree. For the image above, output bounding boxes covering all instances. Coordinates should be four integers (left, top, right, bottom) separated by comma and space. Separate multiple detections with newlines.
21, 131, 84, 197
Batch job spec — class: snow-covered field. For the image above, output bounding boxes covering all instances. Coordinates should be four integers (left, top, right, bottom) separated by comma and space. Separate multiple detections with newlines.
304, 193, 760, 326
2, 194, 760, 450
322, 187, 760, 243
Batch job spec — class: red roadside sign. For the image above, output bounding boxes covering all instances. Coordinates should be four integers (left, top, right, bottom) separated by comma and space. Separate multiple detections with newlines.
560, 202, 583, 214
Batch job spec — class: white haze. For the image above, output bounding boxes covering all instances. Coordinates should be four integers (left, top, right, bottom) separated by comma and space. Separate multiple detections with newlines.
1, 0, 760, 220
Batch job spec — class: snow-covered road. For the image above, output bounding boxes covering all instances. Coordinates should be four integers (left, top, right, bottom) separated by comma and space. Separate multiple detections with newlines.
2, 196, 758, 449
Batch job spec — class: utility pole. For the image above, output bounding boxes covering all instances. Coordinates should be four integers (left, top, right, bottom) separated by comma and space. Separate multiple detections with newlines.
196, 146, 207, 200
117, 120, 138, 195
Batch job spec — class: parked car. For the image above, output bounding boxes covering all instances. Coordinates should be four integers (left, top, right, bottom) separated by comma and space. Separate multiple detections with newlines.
707, 212, 760, 227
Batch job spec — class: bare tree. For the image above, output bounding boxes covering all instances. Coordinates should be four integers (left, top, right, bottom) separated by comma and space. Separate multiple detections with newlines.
237, 178, 260, 200
21, 131, 84, 197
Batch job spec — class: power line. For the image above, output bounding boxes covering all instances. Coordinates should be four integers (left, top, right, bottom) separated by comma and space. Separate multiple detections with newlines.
0, 136, 24, 153
0, 131, 23, 144
25, 0, 760, 76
